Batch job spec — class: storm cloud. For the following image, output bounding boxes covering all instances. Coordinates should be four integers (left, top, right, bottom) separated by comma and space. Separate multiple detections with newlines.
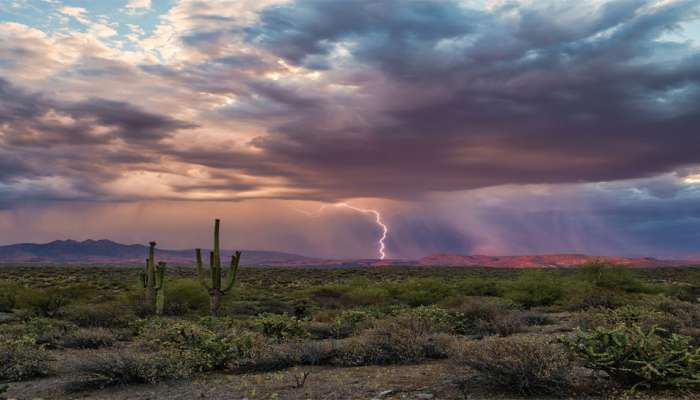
1, 0, 700, 257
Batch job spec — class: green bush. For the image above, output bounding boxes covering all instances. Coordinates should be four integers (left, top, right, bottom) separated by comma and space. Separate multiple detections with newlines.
577, 262, 648, 292
163, 279, 210, 315
388, 278, 453, 307
343, 286, 392, 307
561, 286, 633, 310
649, 298, 700, 329
62, 302, 132, 328
23, 317, 76, 348
15, 284, 98, 317
137, 319, 265, 371
0, 336, 51, 382
567, 324, 700, 391
579, 305, 682, 333
335, 316, 454, 366
16, 288, 70, 317
454, 277, 501, 297
453, 336, 571, 396
504, 271, 565, 308
255, 313, 309, 341
0, 282, 22, 312
307, 284, 349, 308
61, 328, 116, 349
236, 340, 336, 372
451, 300, 524, 337
66, 351, 194, 391
332, 309, 374, 338
396, 305, 453, 332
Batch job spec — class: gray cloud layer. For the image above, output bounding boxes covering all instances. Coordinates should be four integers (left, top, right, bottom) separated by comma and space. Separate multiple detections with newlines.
1, 0, 700, 257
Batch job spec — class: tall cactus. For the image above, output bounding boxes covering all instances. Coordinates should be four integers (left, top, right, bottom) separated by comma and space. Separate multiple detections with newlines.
196, 219, 241, 315
141, 241, 167, 315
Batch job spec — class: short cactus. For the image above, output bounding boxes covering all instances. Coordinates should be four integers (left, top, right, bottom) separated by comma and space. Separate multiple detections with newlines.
196, 219, 241, 315
141, 241, 167, 315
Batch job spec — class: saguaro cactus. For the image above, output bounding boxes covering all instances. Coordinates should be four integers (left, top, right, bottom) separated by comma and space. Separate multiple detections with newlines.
141, 241, 167, 315
196, 219, 241, 315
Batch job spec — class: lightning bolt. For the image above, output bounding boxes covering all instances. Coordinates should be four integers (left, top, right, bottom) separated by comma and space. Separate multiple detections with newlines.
294, 202, 389, 260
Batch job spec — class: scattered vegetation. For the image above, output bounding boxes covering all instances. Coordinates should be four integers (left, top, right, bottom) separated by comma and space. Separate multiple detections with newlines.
2, 258, 700, 399
0, 336, 51, 381
568, 324, 700, 391
452, 336, 572, 396
67, 351, 193, 391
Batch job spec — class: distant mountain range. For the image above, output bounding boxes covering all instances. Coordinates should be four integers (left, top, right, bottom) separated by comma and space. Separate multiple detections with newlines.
417, 253, 698, 268
0, 240, 320, 266
0, 240, 697, 268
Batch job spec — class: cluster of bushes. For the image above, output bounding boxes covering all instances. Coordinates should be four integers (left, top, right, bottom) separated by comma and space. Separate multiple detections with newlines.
0, 336, 51, 382
66, 351, 194, 392
5, 262, 700, 399
452, 335, 572, 396
568, 324, 700, 392
303, 263, 658, 312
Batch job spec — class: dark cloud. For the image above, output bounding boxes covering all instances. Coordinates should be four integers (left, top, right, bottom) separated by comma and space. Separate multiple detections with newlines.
0, 77, 195, 204
0, 77, 194, 147
195, 0, 700, 199
2, 0, 700, 258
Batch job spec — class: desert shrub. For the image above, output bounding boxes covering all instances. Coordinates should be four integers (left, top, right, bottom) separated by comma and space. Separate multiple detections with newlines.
307, 284, 348, 308
578, 305, 681, 333
0, 336, 51, 381
666, 285, 700, 303
61, 328, 116, 349
521, 312, 554, 326
305, 322, 336, 339
504, 271, 565, 308
343, 286, 392, 307
137, 319, 265, 371
237, 340, 336, 372
163, 279, 210, 316
332, 309, 374, 338
15, 283, 98, 317
66, 351, 194, 391
388, 278, 453, 307
577, 262, 648, 292
23, 317, 76, 348
396, 305, 453, 332
567, 324, 700, 391
0, 282, 23, 312
649, 298, 700, 328
561, 286, 633, 310
451, 300, 524, 337
16, 288, 70, 317
62, 302, 132, 328
334, 317, 454, 366
255, 313, 309, 341
453, 336, 572, 396
454, 277, 501, 297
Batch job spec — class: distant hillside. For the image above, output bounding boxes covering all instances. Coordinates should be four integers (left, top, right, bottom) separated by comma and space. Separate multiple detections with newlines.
0, 239, 320, 266
418, 253, 692, 268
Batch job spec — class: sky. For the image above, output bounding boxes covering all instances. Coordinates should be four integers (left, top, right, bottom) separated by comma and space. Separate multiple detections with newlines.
0, 0, 700, 259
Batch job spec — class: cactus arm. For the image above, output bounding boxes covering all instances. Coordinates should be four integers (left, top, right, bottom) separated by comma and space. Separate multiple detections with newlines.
140, 259, 147, 287
196, 248, 211, 290
155, 262, 166, 315
146, 242, 157, 287
155, 262, 166, 291
213, 219, 222, 290
222, 251, 241, 293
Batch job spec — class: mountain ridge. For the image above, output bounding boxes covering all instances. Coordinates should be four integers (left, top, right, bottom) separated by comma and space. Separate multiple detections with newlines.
0, 240, 696, 268
0, 239, 320, 265
417, 253, 694, 268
